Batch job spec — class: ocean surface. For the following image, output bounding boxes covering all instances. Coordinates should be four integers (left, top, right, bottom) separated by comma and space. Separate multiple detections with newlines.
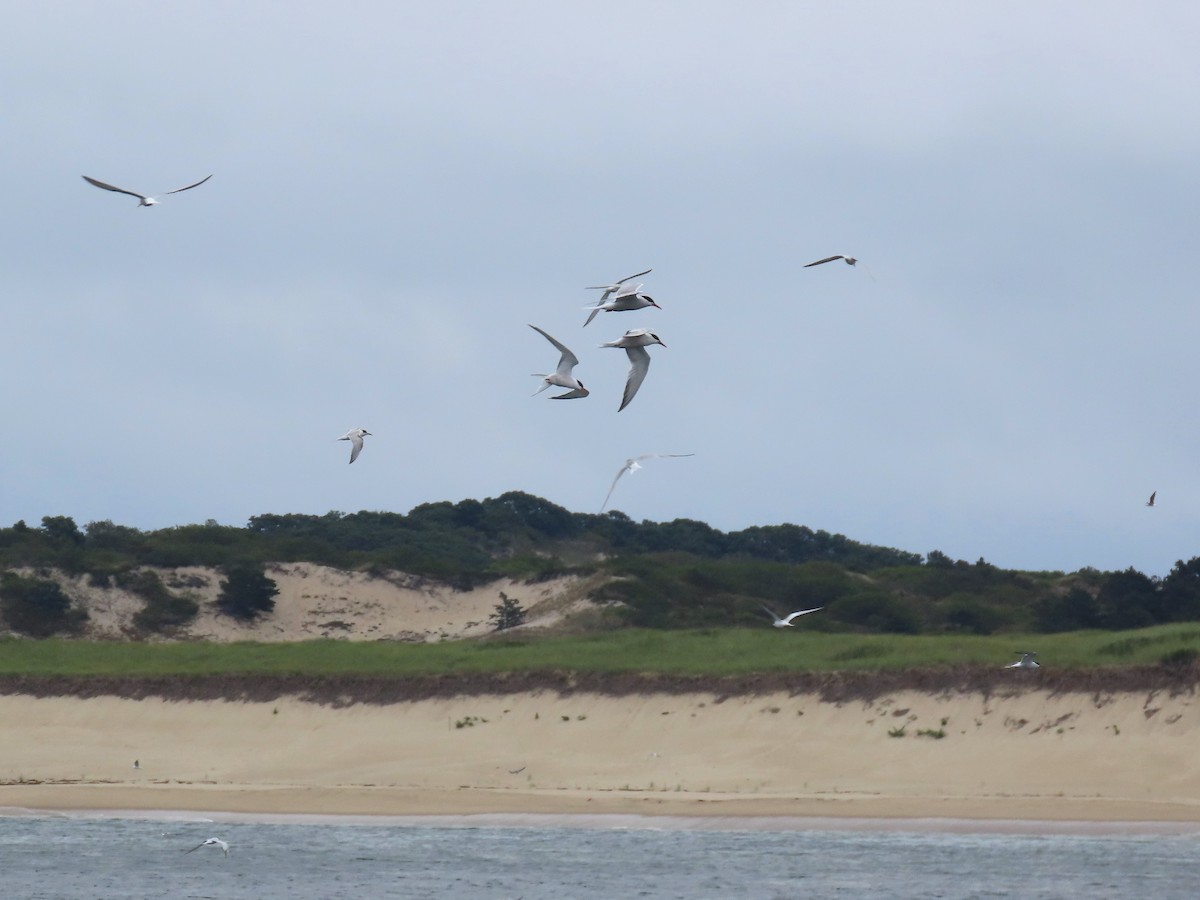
2, 812, 1199, 899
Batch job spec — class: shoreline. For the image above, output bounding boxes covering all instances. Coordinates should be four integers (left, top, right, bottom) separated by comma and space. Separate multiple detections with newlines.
4, 688, 1199, 828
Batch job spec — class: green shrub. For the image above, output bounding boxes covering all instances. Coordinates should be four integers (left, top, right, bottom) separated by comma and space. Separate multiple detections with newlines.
0, 571, 87, 637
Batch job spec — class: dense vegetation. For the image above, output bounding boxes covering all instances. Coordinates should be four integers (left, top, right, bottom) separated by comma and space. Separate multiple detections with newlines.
1, 492, 1198, 640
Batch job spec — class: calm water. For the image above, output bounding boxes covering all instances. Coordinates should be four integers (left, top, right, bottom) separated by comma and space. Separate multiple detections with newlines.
1, 812, 1198, 899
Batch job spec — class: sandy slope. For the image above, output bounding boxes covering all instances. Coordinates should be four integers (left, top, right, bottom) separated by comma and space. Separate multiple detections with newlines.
40, 564, 593, 642
2, 687, 1199, 822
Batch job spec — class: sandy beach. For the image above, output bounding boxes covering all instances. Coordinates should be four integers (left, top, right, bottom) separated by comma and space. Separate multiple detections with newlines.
3, 686, 1198, 824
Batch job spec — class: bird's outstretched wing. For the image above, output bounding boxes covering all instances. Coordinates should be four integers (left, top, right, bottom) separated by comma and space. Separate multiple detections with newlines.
781, 607, 823, 624
82, 175, 148, 202
528, 324, 580, 373
618, 346, 651, 411
162, 174, 213, 195
804, 255, 844, 267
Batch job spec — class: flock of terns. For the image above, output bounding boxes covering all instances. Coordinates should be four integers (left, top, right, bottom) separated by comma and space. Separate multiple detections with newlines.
81, 173, 1063, 660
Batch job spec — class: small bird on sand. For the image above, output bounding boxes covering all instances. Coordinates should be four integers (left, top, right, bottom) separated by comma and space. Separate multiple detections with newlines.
185, 837, 229, 856
337, 428, 371, 464
82, 174, 212, 207
804, 254, 857, 268
761, 604, 823, 627
1006, 651, 1040, 669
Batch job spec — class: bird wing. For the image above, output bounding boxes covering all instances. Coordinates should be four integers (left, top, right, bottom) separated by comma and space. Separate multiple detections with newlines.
782, 607, 823, 624
1148, 491, 1156, 506
759, 603, 782, 622
82, 175, 148, 201
582, 303, 605, 327
348, 435, 364, 463
617, 268, 652, 284
528, 324, 580, 374
618, 346, 651, 411
551, 386, 589, 399
601, 461, 634, 511
184, 842, 206, 854
162, 174, 213, 195
803, 255, 844, 267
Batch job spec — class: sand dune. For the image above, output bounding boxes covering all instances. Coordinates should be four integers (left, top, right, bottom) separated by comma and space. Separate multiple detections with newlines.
3, 687, 1199, 822
43, 563, 594, 642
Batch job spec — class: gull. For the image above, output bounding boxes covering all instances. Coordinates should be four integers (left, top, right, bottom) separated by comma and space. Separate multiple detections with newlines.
530, 325, 589, 399
185, 837, 229, 857
1147, 491, 1157, 508
804, 254, 857, 268
337, 427, 371, 464
601, 454, 695, 511
599, 329, 666, 411
508, 766, 526, 775
1006, 651, 1040, 669
761, 604, 823, 628
81, 174, 213, 207
583, 270, 657, 327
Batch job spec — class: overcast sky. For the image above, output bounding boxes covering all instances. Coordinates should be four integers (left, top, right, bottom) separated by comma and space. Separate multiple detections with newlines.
3, 2, 1198, 575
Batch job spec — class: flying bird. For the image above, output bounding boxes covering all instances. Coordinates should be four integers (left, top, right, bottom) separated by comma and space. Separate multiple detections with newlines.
583, 269, 657, 326
337, 428, 371, 464
601, 453, 695, 511
804, 254, 857, 268
761, 604, 823, 627
529, 325, 589, 399
185, 837, 229, 857
81, 174, 213, 207
599, 329, 666, 411
1146, 491, 1157, 508
1006, 651, 1040, 669
585, 268, 652, 303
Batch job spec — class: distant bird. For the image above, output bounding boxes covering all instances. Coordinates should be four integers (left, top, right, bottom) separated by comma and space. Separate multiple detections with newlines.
761, 604, 823, 627
583, 279, 659, 326
583, 268, 652, 326
601, 454, 695, 511
1006, 651, 1040, 669
804, 254, 857, 268
508, 766, 526, 775
82, 174, 212, 207
337, 428, 371, 464
599, 329, 666, 411
132, 759, 139, 770
529, 325, 589, 399
185, 837, 229, 857
1146, 491, 1157, 508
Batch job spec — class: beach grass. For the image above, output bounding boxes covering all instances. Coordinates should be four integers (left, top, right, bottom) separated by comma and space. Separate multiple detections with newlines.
2, 623, 1200, 678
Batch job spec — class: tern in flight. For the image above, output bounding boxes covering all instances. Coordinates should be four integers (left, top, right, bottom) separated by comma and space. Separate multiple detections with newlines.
530, 325, 589, 399
599, 329, 666, 411
1147, 491, 1157, 507
804, 254, 857, 268
761, 604, 823, 628
82, 174, 212, 207
185, 837, 229, 857
583, 269, 657, 326
601, 453, 695, 511
1006, 652, 1040, 669
337, 428, 371, 464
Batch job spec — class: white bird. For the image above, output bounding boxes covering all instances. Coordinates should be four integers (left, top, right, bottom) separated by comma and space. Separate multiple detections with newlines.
583, 269, 657, 326
761, 604, 823, 627
184, 837, 229, 857
529, 325, 589, 399
82, 174, 213, 207
601, 454, 695, 511
599, 329, 666, 411
1006, 651, 1040, 669
585, 267, 652, 307
804, 254, 857, 268
1147, 491, 1157, 508
337, 427, 371, 464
